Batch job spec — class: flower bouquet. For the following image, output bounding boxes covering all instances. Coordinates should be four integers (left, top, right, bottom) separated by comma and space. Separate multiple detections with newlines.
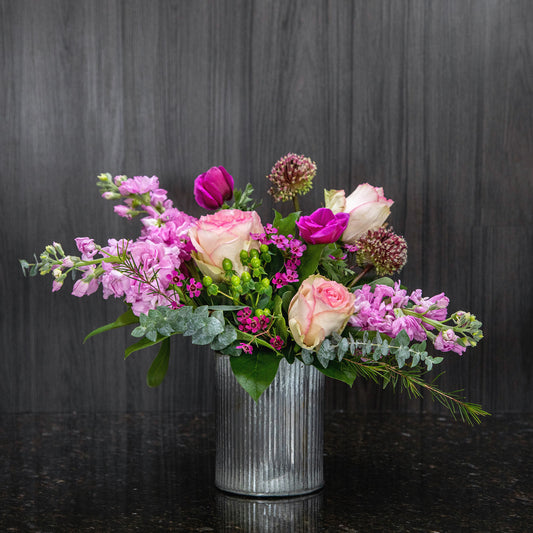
21, 153, 486, 424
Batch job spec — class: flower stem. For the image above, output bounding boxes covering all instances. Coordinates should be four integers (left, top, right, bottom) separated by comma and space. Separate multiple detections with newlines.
348, 264, 374, 288
292, 195, 300, 212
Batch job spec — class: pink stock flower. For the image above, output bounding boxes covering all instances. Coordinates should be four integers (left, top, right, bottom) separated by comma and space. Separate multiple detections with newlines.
118, 175, 160, 195
75, 237, 97, 260
434, 329, 466, 355
114, 205, 133, 219
100, 270, 131, 300
72, 275, 99, 298
288, 275, 356, 350
391, 315, 426, 342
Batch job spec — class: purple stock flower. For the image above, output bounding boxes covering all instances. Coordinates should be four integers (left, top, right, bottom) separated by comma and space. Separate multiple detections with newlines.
434, 329, 466, 355
118, 175, 160, 196
296, 208, 349, 245
193, 166, 234, 210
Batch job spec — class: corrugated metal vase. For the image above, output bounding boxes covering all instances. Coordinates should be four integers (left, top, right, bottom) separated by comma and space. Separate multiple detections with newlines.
215, 354, 325, 497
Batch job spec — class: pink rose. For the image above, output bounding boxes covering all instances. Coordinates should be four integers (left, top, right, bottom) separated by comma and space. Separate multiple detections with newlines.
288, 275, 356, 350
189, 209, 264, 281
325, 184, 393, 244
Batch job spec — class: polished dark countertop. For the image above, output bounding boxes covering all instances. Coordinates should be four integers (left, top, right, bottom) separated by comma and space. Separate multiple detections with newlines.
1, 412, 531, 532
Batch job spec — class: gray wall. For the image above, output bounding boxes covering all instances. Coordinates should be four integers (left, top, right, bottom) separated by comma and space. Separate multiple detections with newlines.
2, 0, 532, 414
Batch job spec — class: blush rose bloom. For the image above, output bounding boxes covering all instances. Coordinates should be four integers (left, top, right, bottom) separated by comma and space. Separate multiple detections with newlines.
324, 184, 393, 244
288, 275, 356, 350
189, 209, 264, 281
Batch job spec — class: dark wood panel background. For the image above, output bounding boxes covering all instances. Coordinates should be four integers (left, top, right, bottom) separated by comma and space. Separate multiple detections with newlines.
2, 0, 532, 414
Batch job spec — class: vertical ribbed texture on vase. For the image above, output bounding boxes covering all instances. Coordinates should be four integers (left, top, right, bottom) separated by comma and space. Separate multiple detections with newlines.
216, 492, 323, 531
215, 355, 325, 497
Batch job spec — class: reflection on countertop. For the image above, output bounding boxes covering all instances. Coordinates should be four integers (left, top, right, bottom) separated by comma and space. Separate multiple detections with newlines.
1, 412, 531, 531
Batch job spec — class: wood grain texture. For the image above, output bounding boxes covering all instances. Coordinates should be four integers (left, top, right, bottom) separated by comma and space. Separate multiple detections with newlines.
2, 0, 532, 414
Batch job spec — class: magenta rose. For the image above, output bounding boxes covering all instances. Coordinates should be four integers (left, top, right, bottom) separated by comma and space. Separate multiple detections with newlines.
189, 209, 264, 281
194, 166, 234, 210
296, 208, 349, 245
325, 184, 394, 244
288, 275, 356, 350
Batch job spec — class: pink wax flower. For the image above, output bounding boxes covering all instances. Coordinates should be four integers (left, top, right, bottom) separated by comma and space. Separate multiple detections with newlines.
296, 208, 349, 245
193, 166, 234, 210
189, 209, 263, 281
288, 275, 356, 350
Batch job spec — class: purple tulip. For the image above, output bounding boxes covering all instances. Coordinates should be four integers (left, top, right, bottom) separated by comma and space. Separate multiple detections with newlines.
194, 166, 234, 210
296, 208, 350, 245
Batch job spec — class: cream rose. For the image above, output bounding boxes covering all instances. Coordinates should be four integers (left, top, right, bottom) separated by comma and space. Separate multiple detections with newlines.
288, 275, 356, 350
189, 209, 264, 281
325, 183, 393, 244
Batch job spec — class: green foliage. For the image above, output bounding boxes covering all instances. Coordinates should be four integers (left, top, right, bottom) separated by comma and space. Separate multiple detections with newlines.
123, 305, 241, 385
84, 308, 139, 343
228, 183, 262, 211
273, 295, 289, 341
146, 337, 170, 387
298, 244, 326, 282
272, 210, 300, 236
318, 244, 355, 284
229, 349, 281, 401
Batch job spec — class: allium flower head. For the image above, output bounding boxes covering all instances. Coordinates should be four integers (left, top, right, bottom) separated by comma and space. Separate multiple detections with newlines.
356, 227, 407, 276
267, 153, 316, 202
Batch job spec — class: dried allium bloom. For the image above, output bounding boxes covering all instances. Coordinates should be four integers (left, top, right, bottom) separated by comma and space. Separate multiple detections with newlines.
267, 153, 316, 203
356, 227, 407, 276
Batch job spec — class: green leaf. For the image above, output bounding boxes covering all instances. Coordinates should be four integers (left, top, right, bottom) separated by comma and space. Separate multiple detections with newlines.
191, 316, 225, 345
84, 308, 139, 343
395, 329, 411, 346
314, 359, 357, 386
298, 244, 326, 281
146, 337, 170, 387
281, 288, 296, 313
124, 335, 165, 359
207, 305, 248, 312
273, 210, 300, 236
273, 295, 289, 341
368, 276, 395, 288
210, 325, 238, 351
301, 350, 314, 365
257, 286, 273, 309
230, 350, 281, 402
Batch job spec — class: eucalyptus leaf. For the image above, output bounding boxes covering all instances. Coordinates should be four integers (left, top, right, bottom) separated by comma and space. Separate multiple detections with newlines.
301, 350, 314, 365
210, 325, 238, 351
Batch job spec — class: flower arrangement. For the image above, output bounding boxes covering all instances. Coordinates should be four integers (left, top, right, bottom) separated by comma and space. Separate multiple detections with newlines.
21, 153, 486, 423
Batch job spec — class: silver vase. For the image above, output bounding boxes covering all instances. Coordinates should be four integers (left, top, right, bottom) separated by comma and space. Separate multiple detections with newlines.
215, 354, 325, 497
